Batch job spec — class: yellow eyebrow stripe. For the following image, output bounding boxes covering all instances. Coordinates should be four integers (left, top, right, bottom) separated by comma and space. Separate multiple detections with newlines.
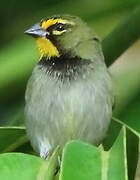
41, 18, 74, 29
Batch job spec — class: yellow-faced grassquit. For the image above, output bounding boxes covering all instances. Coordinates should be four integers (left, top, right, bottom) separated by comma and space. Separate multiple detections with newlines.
25, 15, 113, 158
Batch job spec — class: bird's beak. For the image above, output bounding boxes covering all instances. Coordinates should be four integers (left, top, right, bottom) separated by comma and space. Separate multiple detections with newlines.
24, 23, 50, 38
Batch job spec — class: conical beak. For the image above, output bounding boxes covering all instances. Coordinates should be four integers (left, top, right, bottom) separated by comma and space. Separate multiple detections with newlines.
24, 23, 50, 38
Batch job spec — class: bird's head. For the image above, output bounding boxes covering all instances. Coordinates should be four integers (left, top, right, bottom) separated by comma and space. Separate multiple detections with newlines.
25, 15, 99, 59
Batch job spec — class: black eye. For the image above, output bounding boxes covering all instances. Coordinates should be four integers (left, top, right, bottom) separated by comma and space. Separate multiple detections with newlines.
55, 23, 65, 31
93, 37, 99, 42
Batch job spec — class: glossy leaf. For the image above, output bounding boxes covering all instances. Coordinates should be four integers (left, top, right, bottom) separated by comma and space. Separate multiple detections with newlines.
0, 153, 46, 180
104, 118, 140, 180
126, 129, 139, 180
103, 119, 122, 150
59, 140, 101, 180
0, 146, 60, 180
59, 127, 133, 180
106, 127, 128, 180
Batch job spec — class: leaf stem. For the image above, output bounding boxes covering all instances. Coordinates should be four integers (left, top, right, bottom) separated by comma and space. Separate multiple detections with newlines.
112, 117, 140, 138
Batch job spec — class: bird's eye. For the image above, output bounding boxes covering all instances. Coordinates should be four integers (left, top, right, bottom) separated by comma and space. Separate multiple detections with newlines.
93, 37, 99, 42
55, 23, 65, 31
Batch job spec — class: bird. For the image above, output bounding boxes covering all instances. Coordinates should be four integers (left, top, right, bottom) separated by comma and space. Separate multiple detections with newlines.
24, 15, 113, 158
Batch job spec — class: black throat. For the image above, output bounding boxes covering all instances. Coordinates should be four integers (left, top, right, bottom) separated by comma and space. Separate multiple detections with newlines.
38, 55, 91, 80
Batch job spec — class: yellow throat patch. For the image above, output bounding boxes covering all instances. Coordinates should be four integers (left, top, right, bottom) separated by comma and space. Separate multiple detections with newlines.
36, 38, 60, 58
36, 18, 74, 58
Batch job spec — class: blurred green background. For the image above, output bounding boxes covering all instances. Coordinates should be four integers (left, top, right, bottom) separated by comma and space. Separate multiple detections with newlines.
0, 0, 140, 179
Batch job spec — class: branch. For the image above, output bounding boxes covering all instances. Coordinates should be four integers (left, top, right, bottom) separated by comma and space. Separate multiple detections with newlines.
102, 6, 140, 67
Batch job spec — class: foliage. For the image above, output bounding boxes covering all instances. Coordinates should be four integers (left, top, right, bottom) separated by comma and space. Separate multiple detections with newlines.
0, 120, 139, 179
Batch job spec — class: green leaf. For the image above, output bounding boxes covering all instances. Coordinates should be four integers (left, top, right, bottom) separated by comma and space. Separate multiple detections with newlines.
38, 146, 60, 180
135, 142, 140, 180
0, 126, 27, 152
60, 128, 129, 180
103, 119, 122, 150
111, 118, 140, 180
0, 153, 45, 180
112, 118, 140, 138
126, 129, 139, 180
105, 127, 128, 180
59, 140, 101, 180
103, 118, 140, 180
0, 146, 60, 180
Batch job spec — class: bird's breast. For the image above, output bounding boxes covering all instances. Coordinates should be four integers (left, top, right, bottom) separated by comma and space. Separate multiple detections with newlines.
25, 63, 112, 155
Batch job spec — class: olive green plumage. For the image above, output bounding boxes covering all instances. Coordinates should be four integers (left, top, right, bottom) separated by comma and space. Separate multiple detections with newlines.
25, 15, 113, 158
